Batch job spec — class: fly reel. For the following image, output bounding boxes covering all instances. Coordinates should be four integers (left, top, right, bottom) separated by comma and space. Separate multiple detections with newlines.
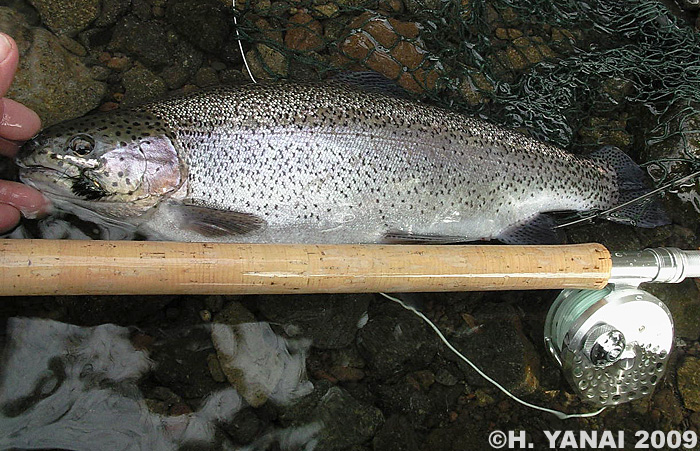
544, 285, 674, 407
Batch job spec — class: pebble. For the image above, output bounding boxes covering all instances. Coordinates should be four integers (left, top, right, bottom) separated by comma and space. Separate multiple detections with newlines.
678, 357, 700, 411
28, 0, 100, 35
285, 12, 324, 52
106, 55, 131, 71
2, 7, 105, 126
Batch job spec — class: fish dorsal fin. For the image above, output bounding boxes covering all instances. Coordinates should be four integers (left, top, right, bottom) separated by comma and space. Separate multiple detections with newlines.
497, 213, 564, 244
328, 71, 411, 99
172, 203, 265, 237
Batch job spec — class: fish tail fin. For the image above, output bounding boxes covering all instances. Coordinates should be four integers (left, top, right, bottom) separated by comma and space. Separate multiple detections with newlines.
589, 146, 670, 228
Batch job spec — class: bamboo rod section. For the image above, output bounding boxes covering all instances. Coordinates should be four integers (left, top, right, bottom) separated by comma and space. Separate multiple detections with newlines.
0, 240, 611, 296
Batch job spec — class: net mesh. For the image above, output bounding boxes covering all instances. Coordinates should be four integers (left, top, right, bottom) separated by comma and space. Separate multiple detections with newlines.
236, 0, 700, 192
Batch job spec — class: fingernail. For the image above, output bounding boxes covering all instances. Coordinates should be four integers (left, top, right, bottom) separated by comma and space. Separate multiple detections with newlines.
0, 33, 11, 64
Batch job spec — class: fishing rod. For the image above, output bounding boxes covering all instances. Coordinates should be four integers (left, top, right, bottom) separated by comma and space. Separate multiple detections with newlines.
1, 240, 698, 409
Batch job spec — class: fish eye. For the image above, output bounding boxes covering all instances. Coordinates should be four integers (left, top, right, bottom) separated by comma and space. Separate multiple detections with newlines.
68, 134, 95, 156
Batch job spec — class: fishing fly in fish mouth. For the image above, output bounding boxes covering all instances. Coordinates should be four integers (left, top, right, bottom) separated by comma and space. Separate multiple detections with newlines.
16, 76, 669, 244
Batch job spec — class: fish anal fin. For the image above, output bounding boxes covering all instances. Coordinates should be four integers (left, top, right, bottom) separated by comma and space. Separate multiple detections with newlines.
174, 204, 265, 238
497, 214, 564, 245
382, 230, 468, 244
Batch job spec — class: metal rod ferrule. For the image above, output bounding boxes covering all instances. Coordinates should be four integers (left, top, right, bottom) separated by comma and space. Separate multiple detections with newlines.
610, 247, 700, 285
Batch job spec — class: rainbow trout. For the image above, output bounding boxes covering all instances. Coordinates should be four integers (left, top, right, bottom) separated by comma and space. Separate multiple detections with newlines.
16, 79, 666, 243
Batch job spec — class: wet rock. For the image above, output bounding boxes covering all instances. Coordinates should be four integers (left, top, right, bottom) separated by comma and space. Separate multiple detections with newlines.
109, 15, 175, 67
403, 0, 442, 14
434, 367, 459, 386
90, 65, 111, 81
56, 295, 174, 327
424, 423, 490, 450
510, 36, 556, 65
132, 0, 152, 21
377, 378, 442, 428
2, 7, 106, 126
357, 300, 439, 379
121, 64, 168, 106
448, 303, 539, 395
78, 27, 113, 50
247, 44, 288, 80
257, 294, 370, 349
215, 300, 256, 324
459, 70, 494, 106
167, 0, 230, 53
220, 35, 245, 65
95, 0, 131, 27
109, 15, 202, 85
578, 115, 633, 148
57, 35, 86, 56
151, 326, 228, 399
678, 356, 700, 411
212, 302, 313, 407
285, 12, 324, 52
219, 69, 247, 85
223, 407, 264, 445
194, 67, 220, 87
372, 415, 419, 451
644, 280, 700, 340
566, 221, 643, 250
28, 0, 99, 35
207, 353, 226, 383
337, 12, 440, 93
313, 3, 340, 18
278, 379, 333, 424
652, 387, 684, 427
312, 386, 384, 451
106, 54, 131, 71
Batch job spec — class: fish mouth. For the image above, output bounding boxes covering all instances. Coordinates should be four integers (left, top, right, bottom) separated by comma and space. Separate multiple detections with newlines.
17, 166, 81, 199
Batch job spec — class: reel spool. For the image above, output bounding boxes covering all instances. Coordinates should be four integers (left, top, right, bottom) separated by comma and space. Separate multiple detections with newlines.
544, 285, 674, 407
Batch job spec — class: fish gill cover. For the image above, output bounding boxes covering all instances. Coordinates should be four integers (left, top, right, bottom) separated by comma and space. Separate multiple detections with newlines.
240, 0, 700, 198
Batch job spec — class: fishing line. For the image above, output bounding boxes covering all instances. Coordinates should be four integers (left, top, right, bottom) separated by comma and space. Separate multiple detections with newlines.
232, 0, 257, 83
379, 292, 606, 420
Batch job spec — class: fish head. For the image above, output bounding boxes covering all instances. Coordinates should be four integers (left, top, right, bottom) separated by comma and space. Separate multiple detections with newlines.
16, 110, 183, 222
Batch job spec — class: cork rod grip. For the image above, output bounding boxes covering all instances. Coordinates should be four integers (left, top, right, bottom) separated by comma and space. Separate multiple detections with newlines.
0, 240, 611, 296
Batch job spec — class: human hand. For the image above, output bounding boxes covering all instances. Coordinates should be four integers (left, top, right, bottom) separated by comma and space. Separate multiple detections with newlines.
0, 32, 49, 233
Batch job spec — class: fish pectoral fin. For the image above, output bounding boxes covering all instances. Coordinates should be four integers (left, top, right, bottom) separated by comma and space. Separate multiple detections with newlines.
497, 214, 565, 245
173, 204, 266, 237
382, 230, 468, 244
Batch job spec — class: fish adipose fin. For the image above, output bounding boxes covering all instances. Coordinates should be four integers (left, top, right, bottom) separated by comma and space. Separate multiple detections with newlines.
497, 214, 564, 245
588, 146, 670, 227
173, 203, 266, 237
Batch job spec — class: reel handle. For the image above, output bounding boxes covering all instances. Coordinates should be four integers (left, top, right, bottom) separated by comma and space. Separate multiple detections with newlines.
0, 240, 611, 296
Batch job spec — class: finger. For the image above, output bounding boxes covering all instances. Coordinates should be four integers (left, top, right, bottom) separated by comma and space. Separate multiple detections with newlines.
0, 98, 41, 141
0, 33, 18, 97
0, 203, 20, 233
0, 180, 52, 218
0, 135, 21, 157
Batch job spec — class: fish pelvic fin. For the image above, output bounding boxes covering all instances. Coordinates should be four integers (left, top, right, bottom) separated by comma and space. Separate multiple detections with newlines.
589, 146, 670, 228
